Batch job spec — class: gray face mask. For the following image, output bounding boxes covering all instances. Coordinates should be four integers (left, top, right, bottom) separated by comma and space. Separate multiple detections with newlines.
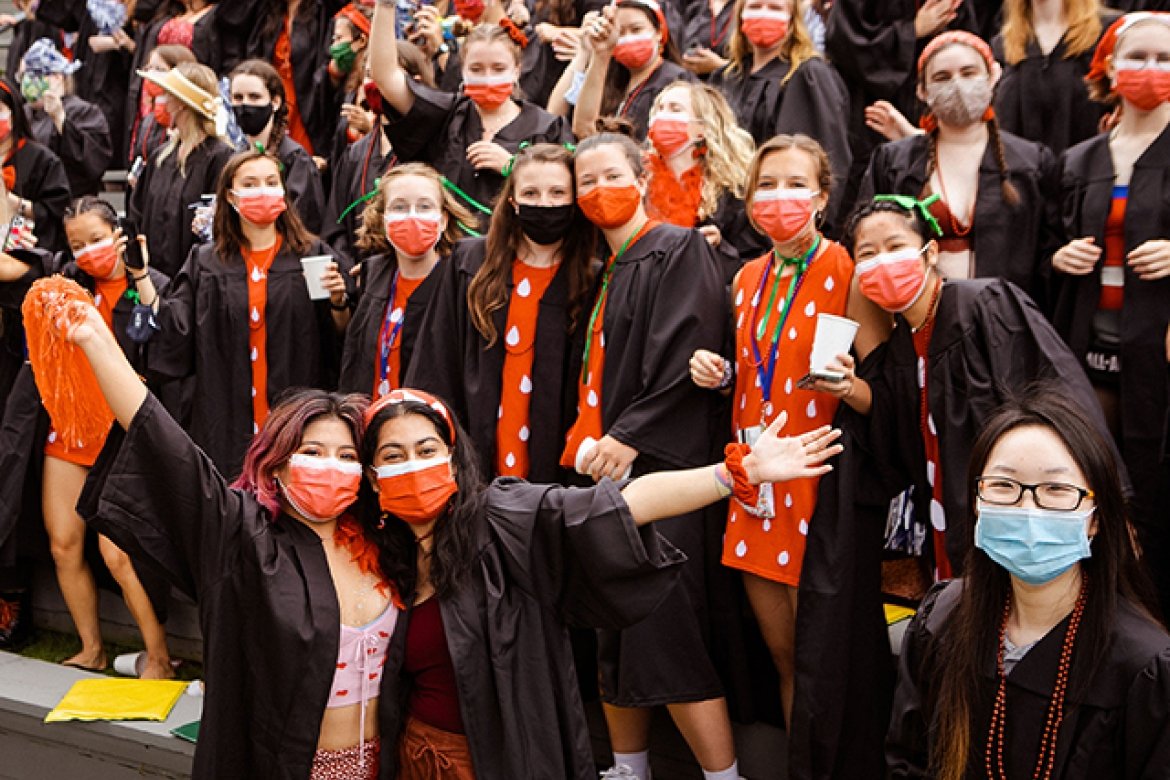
925, 76, 994, 127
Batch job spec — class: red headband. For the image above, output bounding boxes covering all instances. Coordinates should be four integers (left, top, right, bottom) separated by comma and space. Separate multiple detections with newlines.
365, 388, 457, 443
618, 0, 669, 45
1087, 12, 1170, 85
335, 3, 371, 37
917, 30, 995, 75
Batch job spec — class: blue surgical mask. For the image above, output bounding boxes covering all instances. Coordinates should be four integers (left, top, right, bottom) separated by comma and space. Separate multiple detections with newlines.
974, 504, 1093, 585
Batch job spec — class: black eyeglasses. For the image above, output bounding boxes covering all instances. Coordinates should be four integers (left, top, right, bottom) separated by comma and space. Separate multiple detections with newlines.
975, 476, 1095, 512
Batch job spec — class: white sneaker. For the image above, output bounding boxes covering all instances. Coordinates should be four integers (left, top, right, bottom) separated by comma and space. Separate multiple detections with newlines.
599, 766, 638, 780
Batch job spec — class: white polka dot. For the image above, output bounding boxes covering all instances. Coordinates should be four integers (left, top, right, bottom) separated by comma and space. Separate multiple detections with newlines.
251, 307, 260, 323
519, 425, 530, 442
928, 414, 937, 436
742, 346, 749, 358
824, 276, 835, 292
785, 377, 793, 395
926, 460, 936, 488
735, 289, 744, 307
917, 357, 926, 388
47, 431, 57, 443
788, 326, 798, 341
251, 386, 257, 398
806, 399, 818, 418
251, 266, 263, 283
804, 300, 816, 317
94, 294, 103, 306
520, 375, 533, 394
516, 277, 532, 298
931, 499, 947, 531
505, 452, 516, 468
587, 389, 599, 407
799, 518, 809, 535
740, 396, 746, 410
505, 325, 521, 346
498, 405, 504, 419
600, 332, 606, 348
785, 492, 793, 508
751, 292, 760, 307
735, 540, 748, 557
390, 307, 404, 324
754, 373, 762, 388
778, 550, 790, 566
736, 312, 744, 329
762, 518, 772, 532
250, 347, 259, 362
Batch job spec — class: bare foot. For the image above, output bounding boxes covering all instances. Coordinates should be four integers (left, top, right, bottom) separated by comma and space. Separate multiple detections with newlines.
139, 654, 177, 680
62, 648, 108, 671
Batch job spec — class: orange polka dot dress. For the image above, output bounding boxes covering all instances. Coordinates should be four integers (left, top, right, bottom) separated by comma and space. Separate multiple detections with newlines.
723, 239, 854, 586
244, 238, 282, 434
496, 259, 559, 478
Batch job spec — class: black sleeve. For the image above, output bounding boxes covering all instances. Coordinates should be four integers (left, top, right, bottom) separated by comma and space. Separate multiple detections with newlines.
146, 245, 200, 382
825, 0, 920, 100
284, 146, 326, 235
402, 246, 472, 425
58, 100, 113, 187
382, 79, 458, 164
1124, 649, 1170, 777
484, 478, 685, 629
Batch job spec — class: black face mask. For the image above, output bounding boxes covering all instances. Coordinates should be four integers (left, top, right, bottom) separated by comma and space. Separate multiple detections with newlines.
516, 203, 575, 246
234, 102, 274, 137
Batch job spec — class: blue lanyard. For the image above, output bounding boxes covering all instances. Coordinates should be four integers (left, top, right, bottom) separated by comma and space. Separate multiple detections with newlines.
377, 270, 403, 387
748, 237, 820, 406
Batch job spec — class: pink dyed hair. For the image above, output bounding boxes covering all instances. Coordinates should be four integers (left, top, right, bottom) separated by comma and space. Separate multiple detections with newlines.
231, 389, 369, 516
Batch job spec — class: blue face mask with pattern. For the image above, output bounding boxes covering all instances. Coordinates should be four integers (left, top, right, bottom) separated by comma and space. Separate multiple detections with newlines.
974, 504, 1093, 585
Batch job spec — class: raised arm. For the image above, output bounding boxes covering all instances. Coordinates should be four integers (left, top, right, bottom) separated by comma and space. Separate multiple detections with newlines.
369, 0, 416, 116
572, 6, 618, 140
620, 413, 842, 526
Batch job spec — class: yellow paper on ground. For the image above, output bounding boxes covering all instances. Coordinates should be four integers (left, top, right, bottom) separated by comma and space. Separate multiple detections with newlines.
884, 604, 916, 626
44, 678, 188, 723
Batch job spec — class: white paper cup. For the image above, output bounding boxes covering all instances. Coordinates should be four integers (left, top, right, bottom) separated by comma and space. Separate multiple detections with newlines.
809, 313, 859, 375
300, 255, 332, 300
574, 436, 632, 480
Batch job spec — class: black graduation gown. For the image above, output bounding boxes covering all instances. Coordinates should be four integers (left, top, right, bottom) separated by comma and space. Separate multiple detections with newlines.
858, 131, 1061, 305
584, 224, 728, 705
866, 278, 1108, 572
35, 0, 134, 163
7, 139, 72, 255
384, 80, 571, 226
613, 60, 693, 142
275, 135, 326, 235
1050, 126, 1170, 613
682, 0, 736, 59
887, 580, 1170, 779
147, 239, 345, 478
403, 238, 580, 484
26, 96, 113, 197
4, 17, 63, 82
127, 136, 235, 279
709, 56, 852, 232
824, 0, 980, 208
78, 392, 684, 780
992, 16, 1116, 158
0, 248, 45, 403
338, 252, 438, 397
321, 126, 393, 263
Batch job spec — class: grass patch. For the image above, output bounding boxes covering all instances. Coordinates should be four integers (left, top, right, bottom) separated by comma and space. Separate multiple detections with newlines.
19, 629, 203, 681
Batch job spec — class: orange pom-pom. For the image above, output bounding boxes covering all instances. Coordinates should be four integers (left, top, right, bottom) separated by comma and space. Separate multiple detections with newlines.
21, 276, 115, 450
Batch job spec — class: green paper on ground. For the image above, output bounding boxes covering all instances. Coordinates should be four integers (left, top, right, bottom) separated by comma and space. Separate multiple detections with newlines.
171, 720, 200, 743
44, 678, 188, 723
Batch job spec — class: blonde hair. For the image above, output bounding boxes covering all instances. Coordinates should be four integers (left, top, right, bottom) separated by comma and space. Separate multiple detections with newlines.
725, 0, 820, 84
1000, 0, 1102, 65
354, 163, 475, 257
156, 62, 221, 176
651, 81, 756, 219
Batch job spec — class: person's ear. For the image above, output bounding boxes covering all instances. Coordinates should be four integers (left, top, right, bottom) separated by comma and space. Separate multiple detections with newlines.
271, 95, 283, 113
1105, 54, 1116, 85
988, 61, 1003, 89
923, 239, 940, 268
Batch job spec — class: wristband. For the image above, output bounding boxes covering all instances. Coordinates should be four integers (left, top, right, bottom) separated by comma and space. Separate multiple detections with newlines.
131, 272, 149, 282
717, 358, 734, 390
713, 464, 733, 498
330, 295, 351, 312
723, 443, 760, 508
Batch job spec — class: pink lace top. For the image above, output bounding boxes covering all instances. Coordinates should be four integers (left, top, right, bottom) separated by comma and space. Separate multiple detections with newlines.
327, 601, 398, 709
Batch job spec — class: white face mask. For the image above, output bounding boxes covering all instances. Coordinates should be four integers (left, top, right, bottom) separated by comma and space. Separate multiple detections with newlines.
374, 455, 451, 479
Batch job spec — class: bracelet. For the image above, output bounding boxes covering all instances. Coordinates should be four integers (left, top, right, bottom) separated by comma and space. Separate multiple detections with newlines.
717, 358, 734, 390
131, 271, 149, 282
713, 464, 733, 498
723, 443, 760, 508
330, 296, 351, 312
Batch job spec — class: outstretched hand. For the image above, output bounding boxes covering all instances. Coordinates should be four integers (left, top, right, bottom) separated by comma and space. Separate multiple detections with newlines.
744, 412, 843, 483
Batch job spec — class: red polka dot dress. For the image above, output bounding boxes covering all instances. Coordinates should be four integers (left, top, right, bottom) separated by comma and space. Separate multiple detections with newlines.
723, 240, 853, 586
496, 259, 559, 478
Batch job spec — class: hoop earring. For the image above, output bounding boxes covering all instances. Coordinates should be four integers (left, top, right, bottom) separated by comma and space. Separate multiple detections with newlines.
377, 512, 388, 530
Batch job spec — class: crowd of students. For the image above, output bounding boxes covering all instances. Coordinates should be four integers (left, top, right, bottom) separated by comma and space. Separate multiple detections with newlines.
0, 0, 1168, 778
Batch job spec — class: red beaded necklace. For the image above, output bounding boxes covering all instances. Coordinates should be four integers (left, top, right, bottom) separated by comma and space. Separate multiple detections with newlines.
985, 576, 1089, 780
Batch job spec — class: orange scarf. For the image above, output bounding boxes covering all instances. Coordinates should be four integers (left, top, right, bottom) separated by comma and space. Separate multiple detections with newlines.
645, 153, 704, 228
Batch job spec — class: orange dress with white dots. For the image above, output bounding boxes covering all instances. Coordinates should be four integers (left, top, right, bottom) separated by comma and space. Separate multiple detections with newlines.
723, 239, 854, 586
496, 259, 559, 478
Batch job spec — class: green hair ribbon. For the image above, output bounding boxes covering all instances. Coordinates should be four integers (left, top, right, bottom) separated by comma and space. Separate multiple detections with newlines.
872, 193, 944, 238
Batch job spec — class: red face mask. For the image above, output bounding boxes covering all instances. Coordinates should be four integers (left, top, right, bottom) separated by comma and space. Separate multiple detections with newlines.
578, 184, 642, 229
613, 33, 658, 70
855, 246, 930, 312
750, 188, 818, 243
454, 0, 485, 23
648, 111, 692, 158
463, 74, 515, 111
153, 99, 173, 129
75, 237, 121, 279
740, 9, 790, 49
280, 455, 363, 522
375, 457, 458, 524
1114, 66, 1170, 111
233, 186, 288, 225
385, 213, 442, 257
142, 80, 164, 101
362, 80, 384, 114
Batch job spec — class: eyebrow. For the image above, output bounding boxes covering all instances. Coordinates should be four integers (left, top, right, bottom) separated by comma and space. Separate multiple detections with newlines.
986, 465, 1073, 475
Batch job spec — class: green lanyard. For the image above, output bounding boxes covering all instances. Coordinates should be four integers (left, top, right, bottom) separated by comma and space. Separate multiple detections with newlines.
581, 223, 646, 381
754, 235, 820, 344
